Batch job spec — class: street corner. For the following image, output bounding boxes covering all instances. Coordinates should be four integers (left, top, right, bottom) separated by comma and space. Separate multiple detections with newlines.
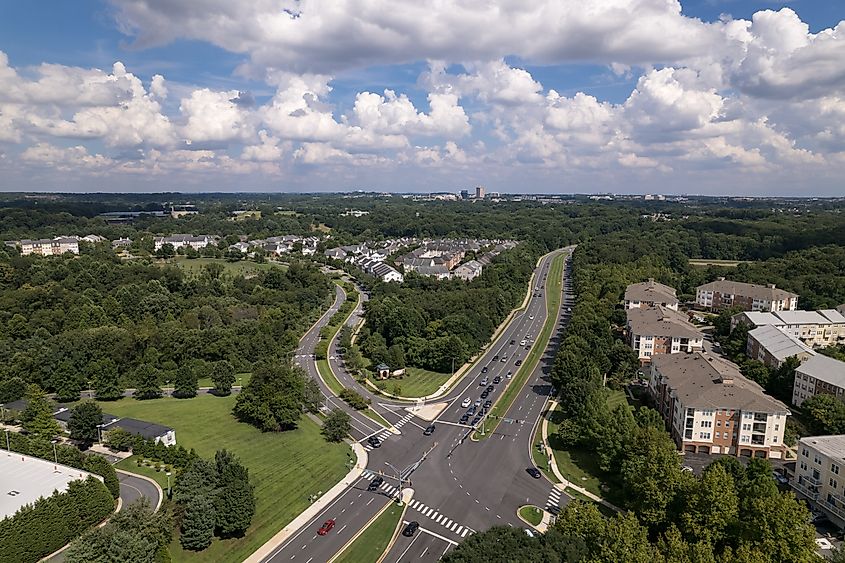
405, 402, 448, 421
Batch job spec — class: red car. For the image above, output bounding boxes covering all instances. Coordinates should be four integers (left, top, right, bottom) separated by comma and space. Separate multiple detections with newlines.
317, 519, 336, 536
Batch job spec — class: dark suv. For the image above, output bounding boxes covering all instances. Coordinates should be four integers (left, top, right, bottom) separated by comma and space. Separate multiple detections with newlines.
368, 476, 384, 491
367, 436, 381, 448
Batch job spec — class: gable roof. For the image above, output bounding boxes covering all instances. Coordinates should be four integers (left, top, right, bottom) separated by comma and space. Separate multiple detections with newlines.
625, 279, 678, 305
627, 306, 702, 339
697, 279, 797, 302
748, 325, 815, 362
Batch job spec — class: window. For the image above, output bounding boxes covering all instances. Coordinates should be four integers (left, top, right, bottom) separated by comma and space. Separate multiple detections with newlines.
715, 432, 721, 439
716, 420, 722, 427
831, 478, 838, 489
833, 464, 840, 475
800, 461, 808, 471
774, 424, 779, 431
700, 420, 712, 428
699, 432, 711, 440
802, 448, 809, 458
773, 435, 778, 443
815, 455, 822, 465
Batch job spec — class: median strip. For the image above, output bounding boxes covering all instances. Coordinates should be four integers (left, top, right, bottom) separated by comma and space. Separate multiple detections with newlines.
474, 252, 565, 440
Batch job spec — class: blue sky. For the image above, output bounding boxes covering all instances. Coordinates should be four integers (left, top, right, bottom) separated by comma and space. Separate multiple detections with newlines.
0, 1, 843, 195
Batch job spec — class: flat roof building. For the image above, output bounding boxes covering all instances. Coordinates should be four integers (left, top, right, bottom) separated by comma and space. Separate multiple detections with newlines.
793, 435, 845, 526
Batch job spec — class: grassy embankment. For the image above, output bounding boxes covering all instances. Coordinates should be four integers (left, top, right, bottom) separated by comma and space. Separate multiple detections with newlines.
333, 501, 405, 563
101, 394, 352, 563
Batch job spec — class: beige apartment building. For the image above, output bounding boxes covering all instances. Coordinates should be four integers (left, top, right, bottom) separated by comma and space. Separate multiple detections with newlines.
746, 324, 816, 369
733, 309, 845, 348
696, 278, 798, 312
792, 354, 845, 407
19, 237, 80, 256
648, 352, 790, 459
624, 279, 679, 310
626, 306, 703, 364
793, 435, 845, 526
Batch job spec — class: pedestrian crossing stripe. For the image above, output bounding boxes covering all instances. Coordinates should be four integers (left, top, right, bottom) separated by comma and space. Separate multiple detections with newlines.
546, 488, 562, 509
406, 498, 475, 537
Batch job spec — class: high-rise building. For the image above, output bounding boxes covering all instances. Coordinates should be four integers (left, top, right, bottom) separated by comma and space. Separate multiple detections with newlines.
460, 190, 469, 200
475, 186, 485, 199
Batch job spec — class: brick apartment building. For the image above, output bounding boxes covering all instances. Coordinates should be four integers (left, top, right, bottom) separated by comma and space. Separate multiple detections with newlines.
626, 306, 703, 364
695, 278, 798, 312
648, 352, 789, 459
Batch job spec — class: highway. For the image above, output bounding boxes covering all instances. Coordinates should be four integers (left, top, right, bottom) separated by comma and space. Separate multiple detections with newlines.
263, 247, 575, 563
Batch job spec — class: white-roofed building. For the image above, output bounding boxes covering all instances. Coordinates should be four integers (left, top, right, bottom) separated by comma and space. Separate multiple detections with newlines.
792, 355, 845, 407
747, 325, 816, 369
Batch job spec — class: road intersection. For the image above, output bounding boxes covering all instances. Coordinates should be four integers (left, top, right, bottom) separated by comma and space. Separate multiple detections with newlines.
264, 247, 575, 563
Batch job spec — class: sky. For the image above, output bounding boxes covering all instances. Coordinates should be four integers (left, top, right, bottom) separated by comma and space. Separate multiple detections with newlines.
0, 1, 843, 196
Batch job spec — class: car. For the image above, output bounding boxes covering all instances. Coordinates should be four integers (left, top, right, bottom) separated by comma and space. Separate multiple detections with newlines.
459, 414, 469, 424
486, 385, 494, 392
367, 436, 381, 448
467, 406, 477, 415
484, 400, 492, 409
506, 371, 513, 379
816, 538, 834, 551
527, 467, 542, 479
547, 505, 561, 515
493, 376, 501, 384
492, 355, 499, 361
423, 424, 435, 436
520, 340, 527, 346
471, 416, 481, 425
515, 359, 523, 366
368, 476, 384, 491
510, 339, 516, 345
402, 521, 420, 537
461, 397, 471, 408
529, 315, 534, 320
566, 307, 572, 312
474, 399, 481, 407
500, 356, 508, 362
524, 528, 536, 538
479, 407, 487, 416
480, 377, 488, 386
481, 366, 489, 374
480, 391, 489, 399
525, 344, 531, 350
317, 519, 336, 535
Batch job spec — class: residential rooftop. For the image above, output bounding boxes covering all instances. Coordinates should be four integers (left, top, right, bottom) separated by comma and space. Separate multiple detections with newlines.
627, 306, 702, 339
796, 354, 845, 390
799, 435, 845, 462
749, 325, 816, 362
697, 279, 797, 302
624, 279, 678, 305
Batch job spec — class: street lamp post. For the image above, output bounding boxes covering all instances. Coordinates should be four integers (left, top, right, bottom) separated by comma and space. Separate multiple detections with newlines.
50, 439, 58, 464
384, 461, 403, 502
166, 471, 172, 498
4, 428, 9, 452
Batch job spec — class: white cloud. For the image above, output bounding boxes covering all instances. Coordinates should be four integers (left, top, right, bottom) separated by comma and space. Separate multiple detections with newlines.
180, 88, 254, 143
241, 129, 284, 161
21, 143, 114, 170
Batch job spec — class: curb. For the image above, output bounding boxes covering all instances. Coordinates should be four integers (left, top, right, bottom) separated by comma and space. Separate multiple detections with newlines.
245, 441, 369, 563
115, 468, 165, 512
516, 504, 546, 532
376, 488, 413, 563
41, 495, 124, 561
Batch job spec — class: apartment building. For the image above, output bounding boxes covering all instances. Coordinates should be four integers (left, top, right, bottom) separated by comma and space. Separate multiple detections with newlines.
624, 279, 679, 310
19, 237, 80, 256
695, 278, 798, 312
793, 435, 845, 526
649, 352, 790, 459
453, 260, 483, 281
792, 354, 845, 407
626, 306, 704, 364
733, 309, 845, 348
153, 234, 213, 252
747, 325, 816, 369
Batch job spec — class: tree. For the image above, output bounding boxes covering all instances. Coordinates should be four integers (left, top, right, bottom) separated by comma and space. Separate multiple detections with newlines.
213, 450, 256, 537
180, 495, 216, 551
20, 384, 60, 441
441, 526, 542, 563
155, 243, 175, 258
620, 426, 682, 530
90, 359, 123, 401
303, 377, 322, 414
53, 360, 83, 403
678, 464, 739, 546
134, 363, 162, 400
387, 343, 406, 369
68, 401, 103, 447
322, 408, 351, 442
233, 362, 306, 432
738, 491, 817, 562
105, 427, 134, 451
173, 364, 198, 398
211, 360, 236, 396
801, 393, 845, 435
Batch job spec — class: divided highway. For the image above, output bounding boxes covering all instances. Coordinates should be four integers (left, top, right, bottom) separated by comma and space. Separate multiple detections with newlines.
263, 247, 575, 563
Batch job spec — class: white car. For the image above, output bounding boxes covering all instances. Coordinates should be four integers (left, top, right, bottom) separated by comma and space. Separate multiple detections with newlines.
461, 398, 471, 408
506, 371, 513, 379
520, 340, 527, 346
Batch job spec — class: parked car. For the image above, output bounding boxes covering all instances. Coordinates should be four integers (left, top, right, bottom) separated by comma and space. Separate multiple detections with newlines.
484, 400, 492, 409
402, 521, 420, 537
480, 391, 489, 399
474, 399, 481, 407
467, 406, 477, 416
459, 414, 469, 424
368, 476, 384, 491
317, 519, 336, 535
486, 385, 494, 392
506, 371, 513, 379
461, 397, 471, 408
472, 416, 481, 425
423, 424, 435, 436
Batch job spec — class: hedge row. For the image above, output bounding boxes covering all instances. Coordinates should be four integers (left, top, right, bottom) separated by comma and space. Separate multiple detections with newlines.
0, 477, 114, 563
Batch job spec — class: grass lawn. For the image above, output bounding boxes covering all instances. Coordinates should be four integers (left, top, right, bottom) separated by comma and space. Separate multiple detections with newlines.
168, 257, 280, 278
518, 505, 543, 526
373, 367, 451, 399
606, 389, 628, 410
99, 394, 352, 563
531, 412, 557, 483
334, 501, 404, 563
186, 373, 251, 390
115, 456, 171, 490
317, 359, 345, 396
360, 407, 391, 428
478, 252, 564, 439
688, 259, 750, 268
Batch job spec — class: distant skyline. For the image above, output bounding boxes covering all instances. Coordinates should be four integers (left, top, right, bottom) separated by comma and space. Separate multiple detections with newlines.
0, 1, 843, 195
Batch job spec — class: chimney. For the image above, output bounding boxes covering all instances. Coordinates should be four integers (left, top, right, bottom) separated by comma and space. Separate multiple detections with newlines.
768, 284, 776, 289
719, 376, 734, 385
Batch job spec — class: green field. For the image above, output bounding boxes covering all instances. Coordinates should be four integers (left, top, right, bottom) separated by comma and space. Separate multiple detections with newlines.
168, 257, 280, 278
334, 501, 404, 563
99, 394, 352, 563
478, 252, 564, 439
370, 366, 451, 399
688, 259, 750, 268
518, 505, 543, 526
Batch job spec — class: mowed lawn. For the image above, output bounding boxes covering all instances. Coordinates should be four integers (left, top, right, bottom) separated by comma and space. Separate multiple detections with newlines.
167, 257, 281, 278
100, 394, 352, 563
334, 501, 403, 563
392, 367, 451, 398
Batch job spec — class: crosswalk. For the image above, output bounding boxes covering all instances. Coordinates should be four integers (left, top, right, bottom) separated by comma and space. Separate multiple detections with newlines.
363, 429, 393, 451
391, 412, 415, 430
546, 487, 562, 511
359, 469, 474, 538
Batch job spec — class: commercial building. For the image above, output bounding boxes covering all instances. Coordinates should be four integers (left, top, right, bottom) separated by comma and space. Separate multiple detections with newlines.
695, 278, 798, 312
624, 279, 679, 310
792, 354, 845, 407
793, 435, 845, 526
747, 324, 816, 369
648, 352, 790, 459
626, 306, 703, 364
475, 186, 485, 199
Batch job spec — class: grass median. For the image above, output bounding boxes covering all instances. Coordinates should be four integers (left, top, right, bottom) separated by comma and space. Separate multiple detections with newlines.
333, 501, 405, 563
476, 252, 564, 440
518, 505, 543, 527
99, 394, 351, 563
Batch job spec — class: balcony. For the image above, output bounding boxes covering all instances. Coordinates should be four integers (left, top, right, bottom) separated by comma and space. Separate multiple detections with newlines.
822, 495, 845, 522
752, 422, 767, 433
792, 481, 820, 501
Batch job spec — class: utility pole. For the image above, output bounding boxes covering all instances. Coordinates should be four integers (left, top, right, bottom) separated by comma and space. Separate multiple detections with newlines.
384, 461, 403, 501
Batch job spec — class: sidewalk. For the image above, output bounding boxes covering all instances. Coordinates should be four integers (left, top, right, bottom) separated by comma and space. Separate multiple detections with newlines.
245, 442, 369, 563
540, 400, 622, 513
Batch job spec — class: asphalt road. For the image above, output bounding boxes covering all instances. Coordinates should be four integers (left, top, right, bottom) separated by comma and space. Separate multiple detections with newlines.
118, 470, 162, 509
263, 247, 576, 563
